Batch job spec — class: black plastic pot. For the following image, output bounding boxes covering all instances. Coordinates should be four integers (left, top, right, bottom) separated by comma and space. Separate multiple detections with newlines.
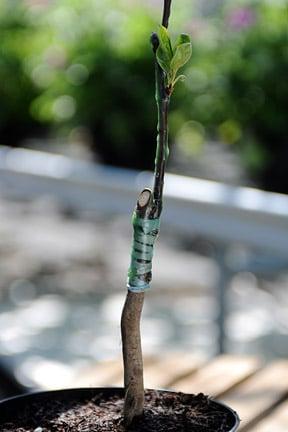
0, 387, 240, 431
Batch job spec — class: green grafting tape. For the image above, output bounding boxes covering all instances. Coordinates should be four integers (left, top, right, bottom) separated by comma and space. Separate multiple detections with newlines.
127, 213, 160, 293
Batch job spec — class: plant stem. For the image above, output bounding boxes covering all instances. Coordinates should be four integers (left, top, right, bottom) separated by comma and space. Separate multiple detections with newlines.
152, 42, 170, 218
121, 291, 144, 427
162, 0, 172, 28
152, 0, 172, 217
121, 189, 152, 428
121, 0, 172, 427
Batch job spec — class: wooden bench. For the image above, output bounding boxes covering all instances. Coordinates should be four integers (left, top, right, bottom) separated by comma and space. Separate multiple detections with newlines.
66, 354, 288, 431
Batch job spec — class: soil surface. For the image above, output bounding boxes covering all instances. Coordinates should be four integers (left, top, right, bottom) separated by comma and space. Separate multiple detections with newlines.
1, 390, 234, 432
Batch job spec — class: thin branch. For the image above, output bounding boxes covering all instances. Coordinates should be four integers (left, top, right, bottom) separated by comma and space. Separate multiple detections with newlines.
162, 0, 172, 28
151, 11, 171, 217
151, 49, 169, 218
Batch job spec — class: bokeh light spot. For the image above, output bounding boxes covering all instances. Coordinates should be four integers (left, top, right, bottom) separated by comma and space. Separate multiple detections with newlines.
53, 95, 76, 120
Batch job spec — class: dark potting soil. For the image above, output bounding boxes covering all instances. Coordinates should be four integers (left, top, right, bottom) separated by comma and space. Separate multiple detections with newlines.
2, 390, 233, 432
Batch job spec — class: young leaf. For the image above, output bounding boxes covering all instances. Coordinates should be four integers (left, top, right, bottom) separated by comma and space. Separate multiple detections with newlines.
156, 25, 173, 75
156, 45, 171, 75
158, 25, 173, 58
173, 33, 191, 50
170, 42, 192, 75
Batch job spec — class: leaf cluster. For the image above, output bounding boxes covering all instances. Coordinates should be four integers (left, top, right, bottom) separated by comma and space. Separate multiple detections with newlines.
156, 25, 192, 93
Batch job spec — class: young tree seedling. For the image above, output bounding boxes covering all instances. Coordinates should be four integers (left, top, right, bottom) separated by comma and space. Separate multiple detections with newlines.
121, 0, 192, 427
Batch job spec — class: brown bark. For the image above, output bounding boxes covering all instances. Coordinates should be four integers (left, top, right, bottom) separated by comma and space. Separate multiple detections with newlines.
121, 290, 145, 427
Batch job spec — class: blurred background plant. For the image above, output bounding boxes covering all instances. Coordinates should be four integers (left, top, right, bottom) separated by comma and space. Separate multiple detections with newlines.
0, 1, 46, 145
0, 0, 287, 191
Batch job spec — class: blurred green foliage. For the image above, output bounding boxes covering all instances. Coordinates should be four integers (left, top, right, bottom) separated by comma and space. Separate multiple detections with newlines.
0, 1, 45, 143
172, 1, 288, 191
27, 0, 163, 169
203, 2, 288, 191
0, 0, 287, 190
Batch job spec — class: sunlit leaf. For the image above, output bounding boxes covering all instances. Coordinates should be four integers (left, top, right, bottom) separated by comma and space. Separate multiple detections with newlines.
156, 25, 173, 75
156, 26, 192, 90
158, 25, 173, 58
171, 42, 192, 75
173, 33, 191, 51
156, 45, 171, 74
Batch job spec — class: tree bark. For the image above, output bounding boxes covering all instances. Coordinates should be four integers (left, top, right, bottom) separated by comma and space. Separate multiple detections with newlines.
121, 290, 145, 427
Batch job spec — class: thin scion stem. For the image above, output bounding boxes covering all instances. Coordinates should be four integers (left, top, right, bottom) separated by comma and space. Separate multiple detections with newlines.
152, 0, 172, 217
152, 56, 169, 218
162, 0, 172, 28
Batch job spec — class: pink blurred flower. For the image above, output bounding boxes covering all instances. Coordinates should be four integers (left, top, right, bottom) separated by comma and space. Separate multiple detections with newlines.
227, 7, 256, 31
24, 0, 51, 9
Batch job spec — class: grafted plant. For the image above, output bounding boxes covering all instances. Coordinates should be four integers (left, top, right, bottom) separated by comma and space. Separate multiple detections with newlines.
121, 0, 192, 427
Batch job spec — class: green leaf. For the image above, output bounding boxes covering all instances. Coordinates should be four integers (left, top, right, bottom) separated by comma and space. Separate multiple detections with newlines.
156, 45, 171, 75
170, 42, 192, 75
156, 25, 173, 75
158, 25, 173, 58
156, 27, 192, 90
173, 33, 191, 51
